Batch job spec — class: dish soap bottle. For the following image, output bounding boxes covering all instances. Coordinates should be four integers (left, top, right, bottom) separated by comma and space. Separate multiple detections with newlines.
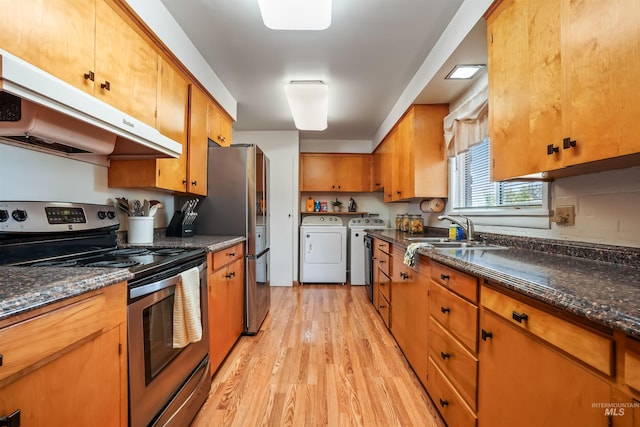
306, 197, 315, 212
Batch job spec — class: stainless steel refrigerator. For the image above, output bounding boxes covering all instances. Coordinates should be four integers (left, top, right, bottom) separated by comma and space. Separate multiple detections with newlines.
190, 143, 269, 335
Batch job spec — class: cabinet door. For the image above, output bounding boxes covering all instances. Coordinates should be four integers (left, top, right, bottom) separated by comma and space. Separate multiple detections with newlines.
227, 258, 245, 341
394, 111, 414, 200
383, 130, 397, 202
155, 57, 189, 192
0, 0, 96, 94
187, 86, 210, 196
209, 266, 232, 374
300, 154, 337, 191
488, 0, 563, 180
563, 0, 640, 166
337, 155, 371, 192
208, 102, 232, 147
0, 326, 125, 427
391, 257, 429, 387
478, 309, 611, 427
95, 0, 158, 127
412, 105, 448, 198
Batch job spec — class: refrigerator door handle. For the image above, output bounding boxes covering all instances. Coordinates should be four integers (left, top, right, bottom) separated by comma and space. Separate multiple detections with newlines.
247, 247, 270, 260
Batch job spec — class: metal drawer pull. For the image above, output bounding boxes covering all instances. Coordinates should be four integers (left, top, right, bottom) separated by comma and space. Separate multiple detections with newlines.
481, 329, 493, 341
228, 252, 236, 257
439, 398, 448, 408
440, 352, 450, 360
440, 273, 449, 280
379, 305, 387, 309
512, 311, 529, 323
225, 271, 236, 279
440, 307, 450, 314
0, 409, 21, 427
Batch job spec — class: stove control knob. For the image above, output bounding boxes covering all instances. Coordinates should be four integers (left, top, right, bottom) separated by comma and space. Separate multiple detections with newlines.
12, 209, 28, 222
106, 211, 116, 220
97, 211, 107, 220
0, 210, 8, 222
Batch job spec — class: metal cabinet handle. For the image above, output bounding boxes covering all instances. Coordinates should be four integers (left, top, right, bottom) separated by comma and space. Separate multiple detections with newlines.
228, 252, 236, 257
512, 311, 529, 323
191, 180, 197, 186
440, 307, 450, 314
83, 70, 95, 81
379, 305, 387, 309
100, 80, 111, 91
547, 144, 559, 155
481, 329, 493, 341
440, 273, 449, 280
225, 271, 236, 279
440, 351, 450, 360
0, 409, 21, 427
563, 137, 577, 149
439, 398, 448, 408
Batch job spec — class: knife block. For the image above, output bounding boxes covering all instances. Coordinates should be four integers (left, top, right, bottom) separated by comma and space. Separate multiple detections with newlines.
166, 211, 196, 237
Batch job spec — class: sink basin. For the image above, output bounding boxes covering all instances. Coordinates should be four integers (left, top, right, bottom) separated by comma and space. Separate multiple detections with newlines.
429, 241, 507, 250
405, 237, 450, 242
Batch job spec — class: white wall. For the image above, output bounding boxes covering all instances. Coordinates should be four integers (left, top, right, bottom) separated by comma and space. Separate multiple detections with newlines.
0, 145, 176, 229
233, 130, 300, 286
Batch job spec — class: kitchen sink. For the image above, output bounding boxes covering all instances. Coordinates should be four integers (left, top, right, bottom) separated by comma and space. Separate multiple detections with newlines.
405, 237, 450, 242
428, 241, 508, 250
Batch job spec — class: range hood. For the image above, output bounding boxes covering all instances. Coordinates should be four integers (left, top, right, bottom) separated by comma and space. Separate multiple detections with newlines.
0, 49, 182, 165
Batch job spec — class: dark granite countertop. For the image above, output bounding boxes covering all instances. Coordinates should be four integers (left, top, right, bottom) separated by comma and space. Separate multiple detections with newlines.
0, 267, 132, 322
369, 229, 640, 339
0, 235, 245, 323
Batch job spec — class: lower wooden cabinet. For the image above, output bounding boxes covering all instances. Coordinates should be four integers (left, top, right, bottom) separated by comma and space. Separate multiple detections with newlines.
0, 282, 127, 426
478, 308, 611, 427
208, 243, 245, 375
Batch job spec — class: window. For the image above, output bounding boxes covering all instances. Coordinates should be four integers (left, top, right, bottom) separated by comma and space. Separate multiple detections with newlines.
450, 138, 550, 228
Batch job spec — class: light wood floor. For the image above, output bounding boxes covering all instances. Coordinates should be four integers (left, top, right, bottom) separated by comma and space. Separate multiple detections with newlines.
191, 285, 445, 427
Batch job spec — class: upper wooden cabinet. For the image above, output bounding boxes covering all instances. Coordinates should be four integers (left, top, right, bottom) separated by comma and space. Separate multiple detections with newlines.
208, 102, 233, 147
487, 0, 640, 180
379, 105, 448, 202
299, 153, 372, 192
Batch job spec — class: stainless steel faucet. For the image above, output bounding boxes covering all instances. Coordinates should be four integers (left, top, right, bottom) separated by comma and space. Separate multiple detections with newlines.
438, 214, 475, 241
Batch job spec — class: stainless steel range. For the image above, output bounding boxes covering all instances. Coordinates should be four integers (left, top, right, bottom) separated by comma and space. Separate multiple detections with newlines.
0, 201, 211, 427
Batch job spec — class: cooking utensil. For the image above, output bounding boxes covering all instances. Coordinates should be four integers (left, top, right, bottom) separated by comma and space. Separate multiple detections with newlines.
148, 205, 159, 217
143, 199, 150, 216
133, 200, 142, 216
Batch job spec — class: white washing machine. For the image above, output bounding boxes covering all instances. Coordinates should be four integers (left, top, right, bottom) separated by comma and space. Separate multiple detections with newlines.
348, 218, 387, 285
300, 216, 347, 284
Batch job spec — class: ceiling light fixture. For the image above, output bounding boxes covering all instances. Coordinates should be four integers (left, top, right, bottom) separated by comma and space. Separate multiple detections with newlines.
445, 64, 486, 80
257, 0, 332, 30
284, 81, 328, 131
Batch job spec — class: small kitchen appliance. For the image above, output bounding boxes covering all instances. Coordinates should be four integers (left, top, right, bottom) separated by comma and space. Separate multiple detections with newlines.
0, 201, 211, 427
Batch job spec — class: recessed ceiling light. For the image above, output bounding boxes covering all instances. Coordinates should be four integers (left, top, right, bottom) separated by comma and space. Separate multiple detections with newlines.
257, 0, 332, 30
284, 81, 328, 131
445, 64, 486, 80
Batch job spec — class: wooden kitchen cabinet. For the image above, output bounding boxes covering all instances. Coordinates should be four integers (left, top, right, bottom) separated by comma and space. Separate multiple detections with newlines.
208, 243, 245, 375
0, 282, 127, 427
299, 153, 372, 192
391, 247, 430, 388
373, 238, 391, 322
385, 105, 448, 202
487, 0, 640, 180
478, 308, 611, 426
427, 261, 479, 425
208, 101, 233, 147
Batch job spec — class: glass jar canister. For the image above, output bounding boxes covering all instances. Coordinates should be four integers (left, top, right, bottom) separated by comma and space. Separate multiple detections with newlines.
395, 214, 403, 230
409, 215, 424, 234
400, 214, 410, 232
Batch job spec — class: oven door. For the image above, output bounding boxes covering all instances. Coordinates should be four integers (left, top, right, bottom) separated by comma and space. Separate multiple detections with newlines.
127, 259, 210, 427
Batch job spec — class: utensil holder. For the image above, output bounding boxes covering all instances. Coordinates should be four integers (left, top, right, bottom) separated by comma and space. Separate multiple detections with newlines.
127, 216, 154, 244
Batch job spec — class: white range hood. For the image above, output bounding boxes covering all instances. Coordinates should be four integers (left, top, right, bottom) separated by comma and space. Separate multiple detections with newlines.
0, 49, 182, 165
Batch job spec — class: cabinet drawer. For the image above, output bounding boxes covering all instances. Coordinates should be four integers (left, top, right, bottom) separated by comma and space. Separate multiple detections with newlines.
0, 294, 107, 385
430, 261, 478, 303
212, 242, 244, 270
430, 282, 478, 352
625, 336, 640, 391
375, 239, 390, 255
378, 293, 391, 328
427, 357, 477, 427
376, 250, 390, 277
482, 285, 614, 376
429, 319, 478, 410
378, 270, 391, 303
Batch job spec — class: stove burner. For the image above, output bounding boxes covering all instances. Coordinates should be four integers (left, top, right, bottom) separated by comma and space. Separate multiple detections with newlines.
31, 260, 79, 267
106, 248, 151, 256
85, 260, 141, 268
153, 248, 187, 256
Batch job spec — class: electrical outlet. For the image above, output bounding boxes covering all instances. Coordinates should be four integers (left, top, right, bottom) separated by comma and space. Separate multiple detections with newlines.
552, 206, 575, 226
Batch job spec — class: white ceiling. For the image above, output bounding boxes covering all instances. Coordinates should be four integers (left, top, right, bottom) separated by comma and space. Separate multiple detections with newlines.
159, 0, 488, 143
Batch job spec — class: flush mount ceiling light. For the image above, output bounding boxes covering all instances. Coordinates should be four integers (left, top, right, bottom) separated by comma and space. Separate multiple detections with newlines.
284, 81, 328, 131
257, 0, 332, 30
445, 64, 486, 80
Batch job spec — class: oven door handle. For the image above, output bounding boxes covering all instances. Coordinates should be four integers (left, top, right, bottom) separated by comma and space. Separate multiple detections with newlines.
129, 262, 206, 300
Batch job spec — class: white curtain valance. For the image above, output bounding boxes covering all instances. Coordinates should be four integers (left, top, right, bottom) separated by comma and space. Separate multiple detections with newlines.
443, 85, 488, 158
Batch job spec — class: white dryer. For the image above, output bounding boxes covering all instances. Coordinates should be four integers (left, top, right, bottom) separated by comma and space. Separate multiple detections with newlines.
348, 218, 387, 285
300, 216, 346, 284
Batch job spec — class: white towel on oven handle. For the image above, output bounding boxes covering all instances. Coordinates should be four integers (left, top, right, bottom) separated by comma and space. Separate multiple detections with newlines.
173, 266, 202, 348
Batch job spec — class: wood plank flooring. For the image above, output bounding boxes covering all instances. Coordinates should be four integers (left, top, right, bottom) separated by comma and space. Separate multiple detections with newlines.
191, 285, 445, 427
